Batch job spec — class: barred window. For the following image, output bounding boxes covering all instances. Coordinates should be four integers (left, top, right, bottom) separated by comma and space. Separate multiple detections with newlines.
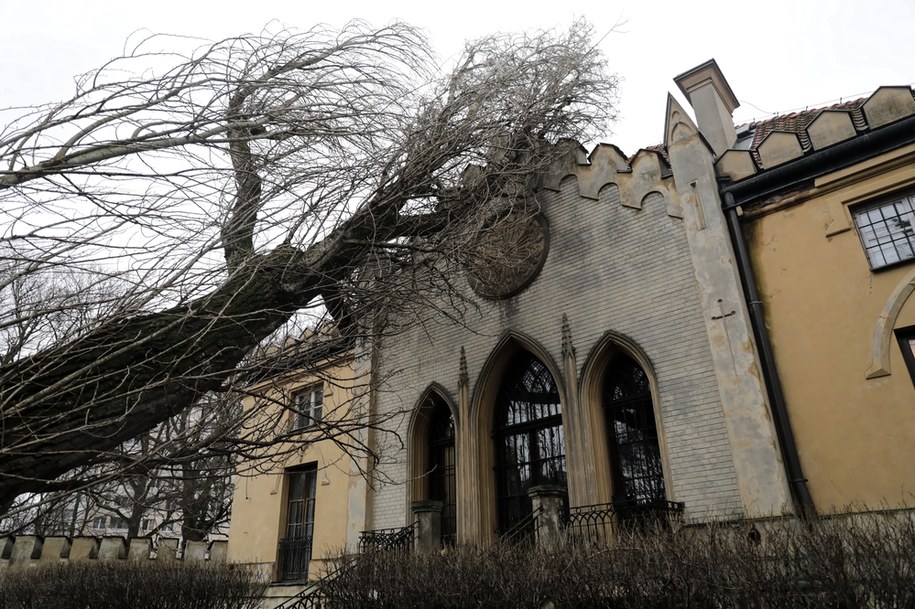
853, 191, 915, 270
427, 398, 456, 545
278, 465, 317, 582
494, 352, 566, 534
293, 385, 323, 430
603, 355, 667, 507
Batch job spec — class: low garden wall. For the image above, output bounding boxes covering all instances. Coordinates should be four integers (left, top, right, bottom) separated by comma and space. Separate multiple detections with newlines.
0, 534, 226, 566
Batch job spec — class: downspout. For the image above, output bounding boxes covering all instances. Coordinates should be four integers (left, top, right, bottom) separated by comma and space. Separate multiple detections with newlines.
720, 188, 817, 518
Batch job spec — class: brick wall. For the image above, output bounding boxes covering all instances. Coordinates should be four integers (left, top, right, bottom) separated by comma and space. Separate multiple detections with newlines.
369, 157, 746, 531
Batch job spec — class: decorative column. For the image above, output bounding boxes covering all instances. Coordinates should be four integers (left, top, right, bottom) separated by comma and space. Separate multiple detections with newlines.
559, 315, 599, 506
455, 346, 479, 543
529, 485, 566, 549
412, 500, 444, 551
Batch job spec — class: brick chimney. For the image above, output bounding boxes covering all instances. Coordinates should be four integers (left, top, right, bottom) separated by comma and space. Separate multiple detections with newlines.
674, 59, 739, 156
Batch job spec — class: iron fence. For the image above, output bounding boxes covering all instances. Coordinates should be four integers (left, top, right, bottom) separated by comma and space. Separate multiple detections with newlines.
565, 500, 684, 544
499, 505, 541, 546
358, 522, 417, 553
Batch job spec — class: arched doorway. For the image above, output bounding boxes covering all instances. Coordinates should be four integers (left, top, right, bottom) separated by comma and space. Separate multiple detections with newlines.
602, 353, 667, 516
493, 351, 567, 534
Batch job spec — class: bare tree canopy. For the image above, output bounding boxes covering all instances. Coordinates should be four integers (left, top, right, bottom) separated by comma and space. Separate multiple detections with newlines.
0, 20, 617, 511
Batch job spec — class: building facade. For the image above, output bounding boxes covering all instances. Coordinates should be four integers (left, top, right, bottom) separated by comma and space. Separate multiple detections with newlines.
366, 62, 800, 544
715, 82, 915, 513
227, 61, 915, 591
226, 352, 371, 586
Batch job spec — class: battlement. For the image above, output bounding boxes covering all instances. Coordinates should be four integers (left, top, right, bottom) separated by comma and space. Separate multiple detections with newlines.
0, 534, 227, 567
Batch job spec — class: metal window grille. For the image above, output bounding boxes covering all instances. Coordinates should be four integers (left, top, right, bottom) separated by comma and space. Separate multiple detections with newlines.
494, 352, 567, 535
603, 356, 667, 513
854, 192, 915, 269
428, 399, 457, 545
278, 465, 317, 582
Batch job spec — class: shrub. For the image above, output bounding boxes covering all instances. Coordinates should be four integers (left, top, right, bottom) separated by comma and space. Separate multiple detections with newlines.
0, 561, 266, 609
322, 514, 915, 609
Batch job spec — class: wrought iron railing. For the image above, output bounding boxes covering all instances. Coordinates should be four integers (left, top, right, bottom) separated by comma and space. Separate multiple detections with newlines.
565, 500, 684, 544
565, 502, 615, 546
499, 505, 541, 545
358, 522, 417, 553
276, 536, 314, 582
616, 499, 684, 531
275, 553, 367, 609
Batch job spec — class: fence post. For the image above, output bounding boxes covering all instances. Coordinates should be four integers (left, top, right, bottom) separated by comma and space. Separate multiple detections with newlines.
411, 500, 443, 551
529, 485, 565, 549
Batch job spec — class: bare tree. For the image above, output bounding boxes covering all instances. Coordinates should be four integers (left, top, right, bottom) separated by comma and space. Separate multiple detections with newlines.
0, 20, 617, 513
0, 401, 235, 539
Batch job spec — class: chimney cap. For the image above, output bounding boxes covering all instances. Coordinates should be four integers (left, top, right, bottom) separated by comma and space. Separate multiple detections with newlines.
674, 59, 740, 114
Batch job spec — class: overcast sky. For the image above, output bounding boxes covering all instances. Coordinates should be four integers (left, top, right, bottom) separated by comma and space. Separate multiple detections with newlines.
0, 0, 912, 155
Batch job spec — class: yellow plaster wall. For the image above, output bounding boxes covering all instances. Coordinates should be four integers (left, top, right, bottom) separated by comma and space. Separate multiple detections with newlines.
745, 157, 915, 512
226, 358, 361, 580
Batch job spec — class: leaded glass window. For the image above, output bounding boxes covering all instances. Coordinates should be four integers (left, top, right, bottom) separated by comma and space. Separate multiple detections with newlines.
603, 356, 666, 507
494, 352, 566, 534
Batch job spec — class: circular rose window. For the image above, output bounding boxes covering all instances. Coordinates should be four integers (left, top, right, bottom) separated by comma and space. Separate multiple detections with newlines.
466, 210, 550, 299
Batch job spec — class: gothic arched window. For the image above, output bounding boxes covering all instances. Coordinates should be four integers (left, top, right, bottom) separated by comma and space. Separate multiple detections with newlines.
427, 397, 456, 544
603, 355, 666, 508
494, 352, 566, 534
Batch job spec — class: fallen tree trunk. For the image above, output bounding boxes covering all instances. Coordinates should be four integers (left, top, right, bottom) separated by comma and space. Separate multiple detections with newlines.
0, 246, 310, 502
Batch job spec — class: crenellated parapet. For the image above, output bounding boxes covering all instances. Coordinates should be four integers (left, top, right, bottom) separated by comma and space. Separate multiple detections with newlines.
716, 86, 915, 182
0, 534, 227, 567
543, 141, 682, 219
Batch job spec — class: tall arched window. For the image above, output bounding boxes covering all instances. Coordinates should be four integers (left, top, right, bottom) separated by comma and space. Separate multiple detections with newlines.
603, 355, 666, 509
427, 398, 456, 544
494, 351, 566, 534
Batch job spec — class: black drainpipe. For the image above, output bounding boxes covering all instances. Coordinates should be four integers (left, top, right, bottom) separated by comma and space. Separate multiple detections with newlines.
718, 112, 915, 518
720, 189, 817, 518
